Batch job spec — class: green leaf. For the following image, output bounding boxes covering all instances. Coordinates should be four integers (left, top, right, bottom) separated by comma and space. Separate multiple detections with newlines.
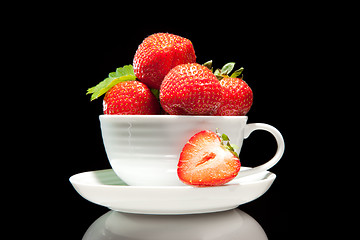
214, 69, 223, 80
230, 143, 240, 150
221, 62, 235, 75
108, 72, 117, 78
232, 150, 239, 159
230, 67, 244, 78
216, 130, 240, 159
87, 65, 136, 101
202, 60, 213, 72
221, 133, 230, 141
150, 88, 160, 100
116, 65, 135, 76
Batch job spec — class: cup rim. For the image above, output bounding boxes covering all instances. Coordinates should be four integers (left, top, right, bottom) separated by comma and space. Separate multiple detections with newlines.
99, 115, 248, 120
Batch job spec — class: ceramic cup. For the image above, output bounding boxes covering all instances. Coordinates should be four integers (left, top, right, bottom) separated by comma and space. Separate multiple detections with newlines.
100, 115, 285, 186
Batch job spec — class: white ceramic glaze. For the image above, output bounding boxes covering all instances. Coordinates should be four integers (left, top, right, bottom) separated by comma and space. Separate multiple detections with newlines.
70, 167, 276, 215
100, 115, 284, 186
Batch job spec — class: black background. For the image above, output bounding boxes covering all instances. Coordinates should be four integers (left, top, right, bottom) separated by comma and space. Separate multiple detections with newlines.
25, 4, 320, 239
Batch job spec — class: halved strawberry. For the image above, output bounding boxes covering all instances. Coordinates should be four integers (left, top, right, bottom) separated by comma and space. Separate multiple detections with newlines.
177, 130, 241, 186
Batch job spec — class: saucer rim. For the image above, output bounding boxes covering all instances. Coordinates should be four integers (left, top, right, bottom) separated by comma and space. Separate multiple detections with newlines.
69, 168, 276, 214
69, 167, 276, 189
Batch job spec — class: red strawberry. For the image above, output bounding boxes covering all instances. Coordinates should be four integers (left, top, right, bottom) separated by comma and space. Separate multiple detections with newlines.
177, 130, 241, 186
133, 33, 196, 89
103, 81, 160, 115
159, 63, 222, 115
215, 77, 253, 116
205, 62, 253, 116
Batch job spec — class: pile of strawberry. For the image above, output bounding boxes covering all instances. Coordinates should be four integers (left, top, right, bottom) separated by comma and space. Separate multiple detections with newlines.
88, 33, 255, 186
87, 33, 253, 116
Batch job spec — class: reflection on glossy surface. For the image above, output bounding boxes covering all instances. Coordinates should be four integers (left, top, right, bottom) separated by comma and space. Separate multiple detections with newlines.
83, 209, 267, 240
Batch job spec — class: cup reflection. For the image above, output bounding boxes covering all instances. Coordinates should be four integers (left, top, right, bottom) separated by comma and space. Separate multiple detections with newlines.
83, 208, 267, 240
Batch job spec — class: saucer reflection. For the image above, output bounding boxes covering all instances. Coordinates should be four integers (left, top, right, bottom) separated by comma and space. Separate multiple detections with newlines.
83, 209, 267, 240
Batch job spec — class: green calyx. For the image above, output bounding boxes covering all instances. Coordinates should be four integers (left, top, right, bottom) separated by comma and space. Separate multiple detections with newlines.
86, 65, 136, 101
203, 60, 244, 80
215, 129, 240, 159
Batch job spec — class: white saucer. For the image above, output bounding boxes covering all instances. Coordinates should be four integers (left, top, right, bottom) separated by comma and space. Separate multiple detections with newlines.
70, 167, 276, 215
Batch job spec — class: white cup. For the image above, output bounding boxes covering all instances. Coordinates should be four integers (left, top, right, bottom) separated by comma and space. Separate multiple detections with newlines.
100, 115, 285, 186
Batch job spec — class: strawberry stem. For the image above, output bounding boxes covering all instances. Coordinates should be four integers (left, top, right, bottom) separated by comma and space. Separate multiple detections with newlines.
215, 129, 239, 159
207, 62, 244, 80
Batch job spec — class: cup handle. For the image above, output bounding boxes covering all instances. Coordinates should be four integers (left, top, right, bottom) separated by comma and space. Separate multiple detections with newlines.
237, 123, 285, 178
